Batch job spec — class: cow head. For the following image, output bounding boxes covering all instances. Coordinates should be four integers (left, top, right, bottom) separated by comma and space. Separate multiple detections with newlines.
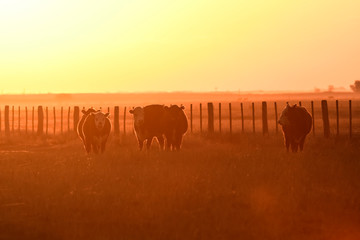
278, 104, 297, 126
129, 107, 145, 128
91, 111, 110, 131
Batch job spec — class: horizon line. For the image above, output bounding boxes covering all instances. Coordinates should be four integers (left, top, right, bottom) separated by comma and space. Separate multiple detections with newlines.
0, 89, 354, 96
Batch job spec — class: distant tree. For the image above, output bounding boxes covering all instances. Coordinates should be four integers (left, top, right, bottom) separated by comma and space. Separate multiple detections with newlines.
314, 88, 321, 93
350, 80, 360, 93
328, 85, 334, 92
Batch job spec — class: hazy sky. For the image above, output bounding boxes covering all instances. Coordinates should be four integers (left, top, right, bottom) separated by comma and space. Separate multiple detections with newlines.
0, 0, 359, 93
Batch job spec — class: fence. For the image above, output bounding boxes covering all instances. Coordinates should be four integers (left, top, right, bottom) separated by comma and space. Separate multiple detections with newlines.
0, 100, 358, 138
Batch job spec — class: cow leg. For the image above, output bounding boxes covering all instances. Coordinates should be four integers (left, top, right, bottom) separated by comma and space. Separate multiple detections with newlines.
84, 141, 91, 154
174, 134, 183, 151
93, 143, 99, 154
146, 137, 153, 150
100, 136, 109, 153
299, 136, 306, 151
169, 137, 174, 151
91, 137, 100, 154
172, 133, 178, 151
285, 136, 290, 152
171, 130, 176, 150
178, 135, 184, 150
157, 135, 164, 151
138, 139, 144, 151
101, 141, 106, 153
165, 135, 171, 151
291, 140, 298, 153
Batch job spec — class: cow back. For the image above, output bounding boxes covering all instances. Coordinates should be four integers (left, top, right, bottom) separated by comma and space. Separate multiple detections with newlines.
164, 105, 188, 135
285, 106, 312, 136
175, 108, 188, 134
77, 108, 97, 142
143, 105, 166, 134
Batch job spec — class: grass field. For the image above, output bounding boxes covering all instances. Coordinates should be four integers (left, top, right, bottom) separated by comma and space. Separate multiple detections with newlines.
1, 133, 360, 240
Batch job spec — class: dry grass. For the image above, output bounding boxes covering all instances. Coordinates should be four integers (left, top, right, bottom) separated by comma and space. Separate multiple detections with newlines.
1, 134, 360, 240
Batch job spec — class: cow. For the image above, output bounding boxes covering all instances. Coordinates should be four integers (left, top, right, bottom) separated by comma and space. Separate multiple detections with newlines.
278, 103, 312, 152
129, 105, 166, 151
81, 111, 111, 154
77, 107, 98, 145
163, 105, 188, 151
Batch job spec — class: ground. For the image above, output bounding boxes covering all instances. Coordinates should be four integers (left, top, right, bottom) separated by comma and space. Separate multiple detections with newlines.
0, 134, 360, 240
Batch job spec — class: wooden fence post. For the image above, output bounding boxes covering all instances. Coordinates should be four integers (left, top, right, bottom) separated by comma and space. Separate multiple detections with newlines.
32, 106, 34, 134
46, 107, 48, 135
321, 100, 330, 138
229, 103, 232, 135
190, 104, 193, 133
274, 102, 278, 134
336, 100, 339, 137
200, 103, 202, 133
5, 106, 10, 136
207, 102, 214, 133
252, 102, 255, 133
67, 107, 71, 132
349, 100, 352, 139
12, 106, 14, 133
240, 103, 244, 133
18, 106, 20, 133
0, 108, 1, 134
219, 103, 222, 133
53, 107, 56, 135
37, 106, 44, 135
262, 101, 268, 135
61, 107, 63, 134
114, 106, 120, 136
299, 101, 302, 106
74, 106, 80, 133
123, 107, 127, 135
25, 107, 28, 134
311, 101, 315, 136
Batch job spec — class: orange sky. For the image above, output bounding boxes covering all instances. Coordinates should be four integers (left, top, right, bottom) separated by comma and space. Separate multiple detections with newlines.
0, 0, 359, 94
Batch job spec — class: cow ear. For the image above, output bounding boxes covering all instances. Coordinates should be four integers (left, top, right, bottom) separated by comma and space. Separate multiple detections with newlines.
129, 110, 134, 114
81, 110, 87, 114
105, 112, 110, 118
180, 105, 185, 110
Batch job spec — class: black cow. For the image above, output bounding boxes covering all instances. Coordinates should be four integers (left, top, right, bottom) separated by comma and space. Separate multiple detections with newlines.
278, 104, 312, 152
129, 105, 166, 151
81, 111, 111, 154
163, 105, 188, 151
77, 108, 98, 144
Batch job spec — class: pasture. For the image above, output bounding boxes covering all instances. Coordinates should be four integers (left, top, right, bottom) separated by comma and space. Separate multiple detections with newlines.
1, 133, 360, 240
1, 93, 360, 239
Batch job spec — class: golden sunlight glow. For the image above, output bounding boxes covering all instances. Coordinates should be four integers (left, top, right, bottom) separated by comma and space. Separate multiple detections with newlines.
0, 0, 359, 93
